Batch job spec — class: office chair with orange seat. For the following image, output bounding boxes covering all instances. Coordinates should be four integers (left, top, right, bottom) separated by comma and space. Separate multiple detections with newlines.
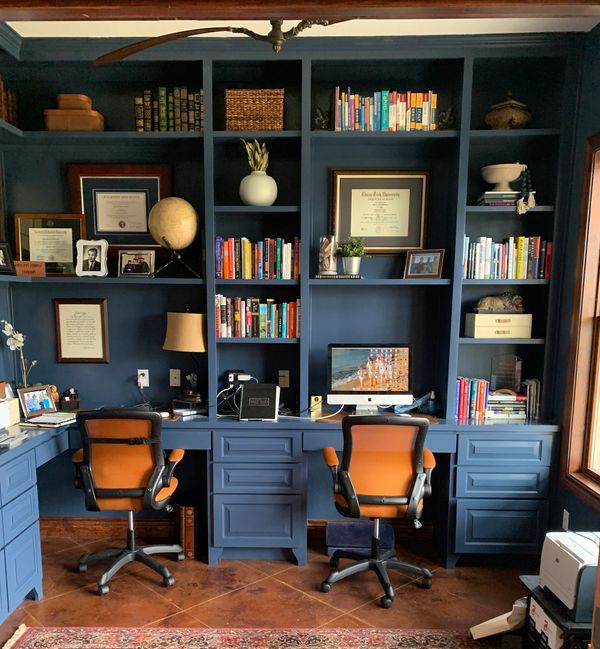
321, 415, 436, 608
73, 409, 186, 595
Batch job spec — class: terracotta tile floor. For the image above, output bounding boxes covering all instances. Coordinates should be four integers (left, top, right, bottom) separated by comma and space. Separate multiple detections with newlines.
0, 529, 533, 646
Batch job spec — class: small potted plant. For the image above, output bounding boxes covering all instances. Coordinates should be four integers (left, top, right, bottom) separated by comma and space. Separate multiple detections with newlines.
336, 237, 366, 275
239, 139, 278, 207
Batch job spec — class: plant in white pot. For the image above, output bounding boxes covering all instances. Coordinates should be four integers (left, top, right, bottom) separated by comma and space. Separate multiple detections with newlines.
336, 237, 366, 275
239, 139, 278, 207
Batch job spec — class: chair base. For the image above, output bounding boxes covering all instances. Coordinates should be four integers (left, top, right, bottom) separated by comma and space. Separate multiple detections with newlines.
79, 543, 185, 595
321, 547, 432, 608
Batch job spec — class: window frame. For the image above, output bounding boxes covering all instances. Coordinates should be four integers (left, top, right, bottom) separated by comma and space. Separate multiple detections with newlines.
561, 131, 600, 510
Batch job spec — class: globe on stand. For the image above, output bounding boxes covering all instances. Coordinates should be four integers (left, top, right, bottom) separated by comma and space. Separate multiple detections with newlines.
148, 197, 200, 278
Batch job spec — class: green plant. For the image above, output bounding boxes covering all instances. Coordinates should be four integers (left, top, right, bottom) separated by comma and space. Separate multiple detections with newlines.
336, 237, 366, 257
241, 139, 269, 172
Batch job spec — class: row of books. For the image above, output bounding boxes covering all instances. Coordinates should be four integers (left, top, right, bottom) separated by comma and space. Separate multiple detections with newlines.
462, 235, 552, 280
215, 236, 300, 280
0, 77, 18, 126
455, 377, 540, 422
134, 87, 204, 132
215, 295, 300, 339
455, 377, 490, 421
332, 86, 438, 132
477, 190, 520, 206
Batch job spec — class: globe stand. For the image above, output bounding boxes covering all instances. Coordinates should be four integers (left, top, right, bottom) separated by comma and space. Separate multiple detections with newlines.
150, 237, 201, 279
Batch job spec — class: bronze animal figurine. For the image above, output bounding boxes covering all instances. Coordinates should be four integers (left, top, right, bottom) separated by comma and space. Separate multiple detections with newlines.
475, 292, 524, 313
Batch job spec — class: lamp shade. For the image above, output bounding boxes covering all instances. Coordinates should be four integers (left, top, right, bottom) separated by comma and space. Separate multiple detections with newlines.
163, 312, 206, 353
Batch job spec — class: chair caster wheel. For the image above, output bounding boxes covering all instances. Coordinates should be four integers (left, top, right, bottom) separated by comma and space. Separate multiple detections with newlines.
177, 552, 185, 561
78, 563, 88, 573
163, 576, 175, 588
97, 584, 109, 596
320, 581, 331, 593
380, 596, 393, 608
421, 577, 432, 589
329, 557, 339, 568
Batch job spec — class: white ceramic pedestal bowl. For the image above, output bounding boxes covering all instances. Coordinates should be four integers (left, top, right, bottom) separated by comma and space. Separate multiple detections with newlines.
481, 163, 526, 192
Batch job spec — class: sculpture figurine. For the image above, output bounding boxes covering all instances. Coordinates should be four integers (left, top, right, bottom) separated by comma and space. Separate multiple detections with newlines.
314, 107, 331, 130
475, 292, 524, 313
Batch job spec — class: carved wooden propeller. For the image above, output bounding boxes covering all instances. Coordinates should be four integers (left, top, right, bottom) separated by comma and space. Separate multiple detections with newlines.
95, 19, 343, 65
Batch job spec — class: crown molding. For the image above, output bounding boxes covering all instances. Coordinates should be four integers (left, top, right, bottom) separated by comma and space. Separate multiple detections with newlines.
0, 21, 21, 58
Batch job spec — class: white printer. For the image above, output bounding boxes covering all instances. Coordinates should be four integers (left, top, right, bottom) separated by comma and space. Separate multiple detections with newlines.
539, 531, 600, 622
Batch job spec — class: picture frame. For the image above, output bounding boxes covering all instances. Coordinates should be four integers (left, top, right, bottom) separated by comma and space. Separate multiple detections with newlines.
75, 239, 109, 277
17, 385, 57, 418
404, 248, 445, 279
68, 163, 172, 243
54, 298, 109, 363
118, 249, 155, 277
330, 169, 429, 254
14, 213, 86, 276
0, 242, 15, 274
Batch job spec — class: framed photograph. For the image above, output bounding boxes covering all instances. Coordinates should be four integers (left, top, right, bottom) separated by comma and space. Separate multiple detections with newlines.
17, 385, 57, 418
404, 248, 445, 279
118, 249, 155, 276
0, 242, 15, 274
330, 169, 429, 254
15, 213, 86, 276
54, 298, 109, 363
76, 239, 109, 277
68, 163, 172, 242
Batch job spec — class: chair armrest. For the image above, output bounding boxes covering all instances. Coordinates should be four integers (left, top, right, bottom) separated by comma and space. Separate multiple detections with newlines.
322, 447, 339, 467
164, 448, 185, 484
168, 449, 185, 463
423, 448, 436, 470
72, 448, 83, 464
72, 448, 84, 489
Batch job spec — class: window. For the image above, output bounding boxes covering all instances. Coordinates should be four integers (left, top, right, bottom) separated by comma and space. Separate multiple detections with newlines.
562, 132, 600, 508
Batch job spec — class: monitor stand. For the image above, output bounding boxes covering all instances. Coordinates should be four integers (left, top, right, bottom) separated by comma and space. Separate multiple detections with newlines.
353, 405, 379, 416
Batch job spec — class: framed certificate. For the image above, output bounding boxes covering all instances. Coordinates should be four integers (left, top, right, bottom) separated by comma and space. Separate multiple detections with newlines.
68, 163, 171, 243
330, 169, 429, 254
54, 298, 109, 363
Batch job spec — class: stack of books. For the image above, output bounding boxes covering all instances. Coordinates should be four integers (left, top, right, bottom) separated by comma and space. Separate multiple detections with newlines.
477, 190, 520, 206
455, 377, 489, 422
485, 391, 528, 421
521, 378, 541, 420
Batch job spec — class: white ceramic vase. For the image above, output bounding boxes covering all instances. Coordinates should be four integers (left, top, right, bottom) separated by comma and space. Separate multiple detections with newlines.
239, 170, 278, 207
342, 257, 361, 275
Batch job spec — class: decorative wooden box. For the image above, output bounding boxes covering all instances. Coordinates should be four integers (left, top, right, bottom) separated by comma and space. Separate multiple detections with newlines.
225, 89, 284, 130
44, 109, 104, 131
57, 93, 93, 110
465, 313, 532, 338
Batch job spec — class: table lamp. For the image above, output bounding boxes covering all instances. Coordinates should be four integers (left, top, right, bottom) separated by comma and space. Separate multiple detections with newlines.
163, 311, 207, 404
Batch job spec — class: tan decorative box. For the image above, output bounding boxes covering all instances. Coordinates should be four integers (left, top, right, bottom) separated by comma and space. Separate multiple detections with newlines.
44, 108, 104, 131
465, 313, 532, 338
57, 93, 93, 110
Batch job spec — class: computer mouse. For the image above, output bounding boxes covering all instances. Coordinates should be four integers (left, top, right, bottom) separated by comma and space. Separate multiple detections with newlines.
159, 411, 170, 418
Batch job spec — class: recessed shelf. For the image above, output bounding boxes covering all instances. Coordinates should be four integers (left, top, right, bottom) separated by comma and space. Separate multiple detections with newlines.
459, 337, 545, 344
9, 131, 203, 145
214, 206, 301, 214
462, 279, 549, 285
215, 279, 299, 286
309, 278, 452, 286
213, 130, 301, 141
0, 275, 205, 285
470, 128, 560, 139
311, 130, 459, 141
465, 205, 554, 214
216, 337, 299, 344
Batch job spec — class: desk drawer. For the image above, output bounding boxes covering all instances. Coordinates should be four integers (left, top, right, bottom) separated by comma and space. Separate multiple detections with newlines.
458, 434, 552, 466
2, 487, 39, 545
213, 494, 302, 548
0, 452, 36, 506
213, 463, 304, 494
213, 431, 301, 462
35, 430, 69, 467
456, 467, 550, 499
455, 498, 547, 554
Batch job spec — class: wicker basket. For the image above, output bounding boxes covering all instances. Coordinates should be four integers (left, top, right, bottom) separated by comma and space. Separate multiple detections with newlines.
225, 89, 284, 131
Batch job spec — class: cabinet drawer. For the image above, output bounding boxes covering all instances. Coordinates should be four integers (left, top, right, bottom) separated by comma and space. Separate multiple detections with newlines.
35, 430, 69, 467
5, 523, 42, 611
213, 430, 301, 462
213, 494, 303, 548
2, 487, 39, 546
458, 434, 552, 466
213, 463, 305, 494
0, 452, 36, 506
456, 467, 550, 498
455, 498, 548, 554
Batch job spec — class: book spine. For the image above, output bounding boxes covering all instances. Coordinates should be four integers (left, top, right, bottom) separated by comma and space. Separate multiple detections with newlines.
174, 87, 181, 131
167, 91, 175, 131
158, 86, 167, 131
143, 89, 152, 131
134, 96, 144, 132
152, 98, 159, 131
180, 86, 189, 131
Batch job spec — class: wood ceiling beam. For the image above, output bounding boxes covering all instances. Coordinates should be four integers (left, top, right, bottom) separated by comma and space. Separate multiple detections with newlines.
1, 1, 600, 21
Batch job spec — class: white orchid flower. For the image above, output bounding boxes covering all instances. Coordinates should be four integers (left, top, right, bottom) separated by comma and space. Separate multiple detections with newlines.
1, 323, 14, 337
0, 321, 36, 387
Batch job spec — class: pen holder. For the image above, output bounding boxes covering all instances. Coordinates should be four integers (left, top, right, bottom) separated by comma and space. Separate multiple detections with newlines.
60, 398, 79, 412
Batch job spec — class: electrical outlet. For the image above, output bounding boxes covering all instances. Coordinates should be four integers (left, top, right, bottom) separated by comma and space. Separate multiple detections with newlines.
169, 369, 181, 387
562, 509, 570, 531
278, 369, 290, 389
137, 369, 149, 388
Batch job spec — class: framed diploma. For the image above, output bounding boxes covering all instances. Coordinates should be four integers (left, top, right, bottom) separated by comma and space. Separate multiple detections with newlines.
54, 298, 109, 363
68, 163, 171, 243
14, 213, 86, 276
330, 169, 429, 254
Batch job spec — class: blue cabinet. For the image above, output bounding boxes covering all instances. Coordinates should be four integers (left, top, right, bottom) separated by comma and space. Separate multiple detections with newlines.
209, 430, 307, 565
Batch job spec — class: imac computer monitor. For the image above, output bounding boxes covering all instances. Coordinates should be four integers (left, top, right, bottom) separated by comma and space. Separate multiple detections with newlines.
327, 344, 413, 414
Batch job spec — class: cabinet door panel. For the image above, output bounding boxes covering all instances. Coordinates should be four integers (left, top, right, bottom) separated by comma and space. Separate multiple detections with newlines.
213, 431, 301, 462
0, 550, 8, 624
213, 495, 302, 547
5, 523, 42, 611
456, 467, 549, 498
35, 430, 69, 467
458, 434, 552, 466
213, 463, 304, 494
455, 499, 547, 553
1, 487, 39, 545
0, 452, 36, 506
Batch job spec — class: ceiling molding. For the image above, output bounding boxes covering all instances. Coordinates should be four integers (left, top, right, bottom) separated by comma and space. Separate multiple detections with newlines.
2, 1, 600, 21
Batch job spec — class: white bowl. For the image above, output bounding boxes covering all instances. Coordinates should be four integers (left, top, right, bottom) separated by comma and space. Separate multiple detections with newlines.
481, 163, 526, 192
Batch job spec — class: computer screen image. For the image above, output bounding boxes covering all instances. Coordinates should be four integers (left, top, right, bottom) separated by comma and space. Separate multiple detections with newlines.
327, 344, 413, 413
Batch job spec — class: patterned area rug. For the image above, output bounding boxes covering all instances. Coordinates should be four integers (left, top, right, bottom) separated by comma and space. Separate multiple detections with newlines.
4, 626, 497, 649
